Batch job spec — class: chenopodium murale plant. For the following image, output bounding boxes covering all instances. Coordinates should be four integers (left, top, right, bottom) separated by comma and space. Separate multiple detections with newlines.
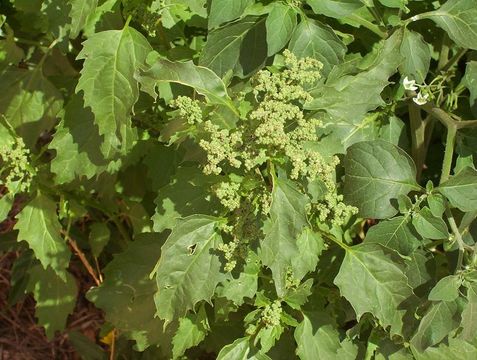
170, 50, 357, 272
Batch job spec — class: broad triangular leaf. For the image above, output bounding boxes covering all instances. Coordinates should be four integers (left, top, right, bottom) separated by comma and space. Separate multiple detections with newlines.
87, 233, 170, 351
260, 178, 309, 297
438, 167, 477, 212
422, 0, 477, 50
27, 264, 77, 339
334, 243, 413, 335
343, 140, 420, 219
76, 23, 152, 154
14, 193, 71, 278
154, 215, 223, 324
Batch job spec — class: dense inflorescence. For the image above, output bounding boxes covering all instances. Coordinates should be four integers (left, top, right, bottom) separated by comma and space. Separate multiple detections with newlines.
0, 138, 33, 194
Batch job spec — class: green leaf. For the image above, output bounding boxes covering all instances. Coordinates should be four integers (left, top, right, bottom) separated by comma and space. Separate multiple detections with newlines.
463, 61, 477, 106
76, 23, 152, 155
14, 193, 70, 278
88, 223, 110, 257
461, 283, 477, 340
172, 305, 210, 359
427, 193, 446, 217
293, 228, 324, 279
421, 0, 477, 50
428, 275, 462, 302
306, 0, 363, 19
334, 243, 413, 335
288, 18, 346, 76
152, 167, 222, 232
0, 66, 63, 147
365, 216, 420, 255
260, 178, 309, 297
217, 337, 271, 360
399, 29, 431, 83
49, 94, 114, 184
27, 264, 77, 339
413, 337, 477, 360
87, 233, 170, 351
67, 331, 106, 360
137, 57, 235, 111
217, 251, 260, 306
343, 140, 420, 219
412, 207, 449, 240
295, 312, 358, 360
69, 0, 98, 38
411, 300, 461, 352
0, 193, 13, 222
305, 29, 403, 122
154, 215, 223, 324
378, 0, 407, 9
438, 167, 477, 211
199, 16, 267, 78
208, 0, 254, 29
265, 3, 297, 56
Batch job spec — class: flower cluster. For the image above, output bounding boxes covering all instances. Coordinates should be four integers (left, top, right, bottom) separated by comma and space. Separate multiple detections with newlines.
0, 138, 33, 193
170, 96, 203, 125
261, 300, 282, 328
200, 50, 325, 181
403, 76, 430, 105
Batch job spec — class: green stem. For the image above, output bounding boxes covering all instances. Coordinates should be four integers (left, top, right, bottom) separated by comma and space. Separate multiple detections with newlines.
409, 103, 426, 182
446, 208, 465, 272
346, 14, 387, 38
442, 48, 467, 73
440, 125, 456, 184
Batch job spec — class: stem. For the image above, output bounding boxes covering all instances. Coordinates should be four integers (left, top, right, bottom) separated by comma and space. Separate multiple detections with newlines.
368, 3, 383, 25
440, 125, 456, 184
437, 34, 450, 71
346, 14, 387, 38
409, 103, 426, 182
63, 231, 101, 286
442, 48, 467, 73
446, 208, 465, 272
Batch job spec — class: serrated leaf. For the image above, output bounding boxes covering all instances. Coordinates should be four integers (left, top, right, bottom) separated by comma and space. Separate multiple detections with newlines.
49, 94, 114, 184
438, 167, 477, 211
343, 140, 420, 219
69, 0, 98, 38
334, 243, 413, 335
306, 0, 363, 19
305, 29, 403, 122
217, 251, 260, 306
14, 193, 70, 278
199, 16, 267, 78
87, 233, 170, 351
412, 207, 449, 240
295, 312, 358, 360
411, 300, 461, 352
399, 29, 431, 83
461, 283, 477, 340
217, 337, 271, 360
76, 23, 152, 155
27, 264, 77, 339
0, 66, 62, 147
137, 57, 235, 111
422, 0, 477, 50
365, 216, 420, 255
288, 18, 346, 76
152, 167, 222, 232
208, 0, 254, 29
154, 215, 223, 324
260, 178, 309, 297
172, 305, 210, 359
265, 3, 297, 56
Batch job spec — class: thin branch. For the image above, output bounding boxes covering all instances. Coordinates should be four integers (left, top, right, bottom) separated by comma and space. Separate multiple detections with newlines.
63, 231, 101, 286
